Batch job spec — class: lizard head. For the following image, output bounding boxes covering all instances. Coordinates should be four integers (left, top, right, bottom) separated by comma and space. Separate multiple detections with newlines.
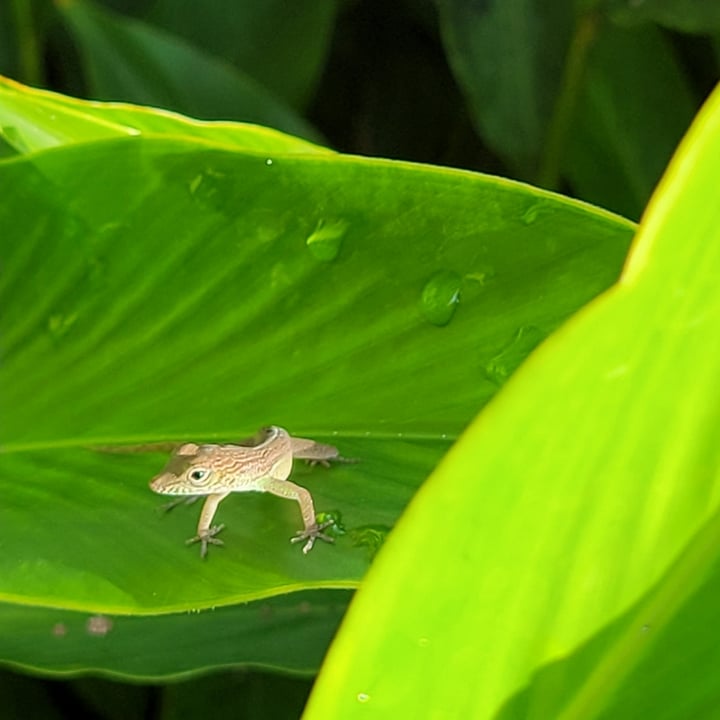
149, 443, 219, 495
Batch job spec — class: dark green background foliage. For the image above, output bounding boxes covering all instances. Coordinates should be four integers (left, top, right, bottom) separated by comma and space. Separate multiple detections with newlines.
1, 1, 719, 719
2, 0, 718, 218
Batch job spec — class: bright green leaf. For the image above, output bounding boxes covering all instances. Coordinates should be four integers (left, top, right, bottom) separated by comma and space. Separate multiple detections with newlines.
0, 75, 329, 155
303, 84, 720, 718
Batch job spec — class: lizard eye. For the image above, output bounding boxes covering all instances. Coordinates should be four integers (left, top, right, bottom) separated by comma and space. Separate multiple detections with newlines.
188, 468, 209, 486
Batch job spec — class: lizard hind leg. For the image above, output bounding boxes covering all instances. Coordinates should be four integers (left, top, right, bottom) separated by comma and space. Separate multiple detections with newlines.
257, 476, 335, 554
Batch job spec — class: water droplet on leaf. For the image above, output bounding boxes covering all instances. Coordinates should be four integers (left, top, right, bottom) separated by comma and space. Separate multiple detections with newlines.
484, 325, 544, 385
48, 312, 78, 339
306, 220, 348, 262
521, 204, 541, 225
350, 524, 391, 560
316, 510, 346, 537
420, 270, 461, 326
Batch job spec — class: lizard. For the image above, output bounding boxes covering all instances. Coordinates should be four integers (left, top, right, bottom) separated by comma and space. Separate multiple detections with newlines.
149, 425, 345, 557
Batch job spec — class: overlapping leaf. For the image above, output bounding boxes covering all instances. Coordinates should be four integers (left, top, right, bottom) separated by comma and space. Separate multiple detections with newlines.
304, 84, 720, 719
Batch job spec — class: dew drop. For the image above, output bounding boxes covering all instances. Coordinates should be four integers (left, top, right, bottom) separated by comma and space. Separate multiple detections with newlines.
316, 510, 346, 536
484, 325, 544, 385
350, 524, 391, 560
305, 219, 348, 262
189, 174, 203, 194
265, 158, 274, 166
357, 693, 370, 703
48, 312, 78, 340
521, 204, 541, 225
420, 270, 461, 327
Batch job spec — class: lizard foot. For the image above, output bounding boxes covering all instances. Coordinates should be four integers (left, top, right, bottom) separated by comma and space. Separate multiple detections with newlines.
186, 524, 225, 559
290, 520, 335, 555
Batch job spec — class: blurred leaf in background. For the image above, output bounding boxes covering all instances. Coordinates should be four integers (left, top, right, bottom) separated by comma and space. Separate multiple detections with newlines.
144, 0, 338, 110
57, 0, 322, 141
606, 0, 720, 33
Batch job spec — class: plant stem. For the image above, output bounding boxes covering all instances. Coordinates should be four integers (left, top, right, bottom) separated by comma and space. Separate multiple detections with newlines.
10, 0, 43, 86
537, 10, 601, 190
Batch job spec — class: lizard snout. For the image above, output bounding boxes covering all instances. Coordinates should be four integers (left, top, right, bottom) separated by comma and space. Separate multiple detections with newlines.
150, 473, 172, 493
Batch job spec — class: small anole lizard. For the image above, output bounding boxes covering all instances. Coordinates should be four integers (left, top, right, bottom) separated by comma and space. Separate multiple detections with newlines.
149, 425, 346, 557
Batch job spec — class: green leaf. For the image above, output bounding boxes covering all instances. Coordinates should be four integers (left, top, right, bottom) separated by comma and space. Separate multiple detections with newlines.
303, 84, 720, 718
436, 0, 574, 176
0, 438, 436, 612
607, 0, 720, 33
0, 75, 329, 155
146, 0, 339, 109
566, 23, 696, 219
0, 82, 632, 677
0, 590, 350, 679
57, 0, 320, 142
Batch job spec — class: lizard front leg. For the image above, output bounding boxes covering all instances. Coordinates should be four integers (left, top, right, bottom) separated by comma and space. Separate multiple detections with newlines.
185, 491, 230, 558
256, 477, 334, 554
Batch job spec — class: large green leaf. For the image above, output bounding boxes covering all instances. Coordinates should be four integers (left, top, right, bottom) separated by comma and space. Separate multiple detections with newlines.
0, 140, 634, 452
0, 82, 633, 676
303, 84, 720, 718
